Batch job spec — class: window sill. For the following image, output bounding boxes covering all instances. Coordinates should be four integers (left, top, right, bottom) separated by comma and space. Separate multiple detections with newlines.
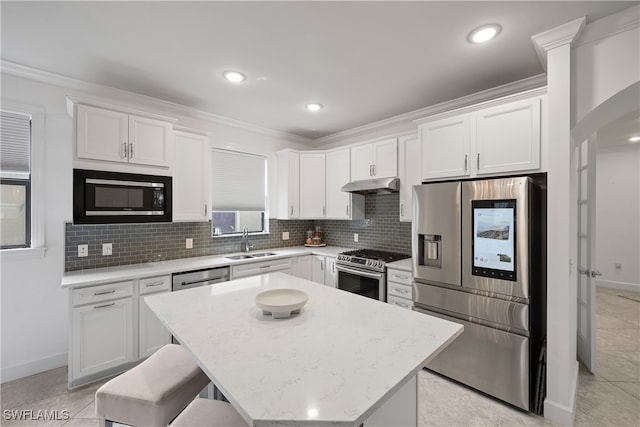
1, 247, 47, 261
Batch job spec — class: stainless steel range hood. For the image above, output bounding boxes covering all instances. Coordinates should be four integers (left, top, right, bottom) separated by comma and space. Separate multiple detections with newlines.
341, 177, 400, 195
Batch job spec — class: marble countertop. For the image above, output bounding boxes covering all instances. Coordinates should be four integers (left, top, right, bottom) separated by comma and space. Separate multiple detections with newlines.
61, 246, 351, 288
145, 272, 463, 426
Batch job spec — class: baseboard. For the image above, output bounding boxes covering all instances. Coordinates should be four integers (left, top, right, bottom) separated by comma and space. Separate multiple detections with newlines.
0, 352, 67, 384
596, 279, 640, 292
544, 361, 579, 426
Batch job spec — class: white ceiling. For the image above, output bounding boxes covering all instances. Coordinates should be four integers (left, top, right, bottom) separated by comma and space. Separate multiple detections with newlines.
1, 1, 637, 142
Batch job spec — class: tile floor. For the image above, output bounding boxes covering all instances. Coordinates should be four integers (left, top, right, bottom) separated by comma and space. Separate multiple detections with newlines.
1, 287, 638, 426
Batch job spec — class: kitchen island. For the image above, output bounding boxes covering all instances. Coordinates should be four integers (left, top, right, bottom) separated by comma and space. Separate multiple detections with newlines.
145, 272, 463, 426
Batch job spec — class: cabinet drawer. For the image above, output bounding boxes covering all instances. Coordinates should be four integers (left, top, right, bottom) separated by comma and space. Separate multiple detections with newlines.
387, 268, 412, 286
139, 275, 171, 295
72, 281, 133, 307
388, 281, 413, 299
232, 258, 292, 279
387, 294, 413, 310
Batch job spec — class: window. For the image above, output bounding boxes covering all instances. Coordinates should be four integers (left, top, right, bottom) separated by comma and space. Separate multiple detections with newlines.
1, 110, 31, 249
210, 149, 267, 236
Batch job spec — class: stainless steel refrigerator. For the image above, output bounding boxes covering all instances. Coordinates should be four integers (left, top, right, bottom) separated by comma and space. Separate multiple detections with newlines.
412, 176, 546, 413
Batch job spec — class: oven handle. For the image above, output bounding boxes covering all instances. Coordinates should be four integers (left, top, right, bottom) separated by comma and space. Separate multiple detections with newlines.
335, 264, 384, 280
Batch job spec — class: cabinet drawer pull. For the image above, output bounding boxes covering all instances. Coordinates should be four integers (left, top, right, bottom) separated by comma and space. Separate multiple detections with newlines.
94, 302, 115, 310
94, 289, 116, 296
394, 301, 409, 308
145, 281, 165, 288
393, 274, 409, 280
394, 287, 410, 295
259, 265, 271, 269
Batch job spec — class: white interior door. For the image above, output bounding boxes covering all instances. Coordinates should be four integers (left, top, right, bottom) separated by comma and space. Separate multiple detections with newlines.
576, 135, 600, 373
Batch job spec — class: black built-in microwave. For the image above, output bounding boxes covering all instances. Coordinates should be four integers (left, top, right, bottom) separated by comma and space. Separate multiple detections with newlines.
73, 169, 172, 224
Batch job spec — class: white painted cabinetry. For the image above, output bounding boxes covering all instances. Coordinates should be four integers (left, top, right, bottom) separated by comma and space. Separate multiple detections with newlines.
398, 133, 421, 222
231, 257, 292, 279
138, 276, 172, 359
325, 148, 364, 220
173, 131, 210, 221
419, 94, 544, 181
76, 104, 172, 167
70, 281, 134, 384
386, 267, 413, 310
311, 255, 337, 287
277, 150, 300, 219
299, 152, 326, 218
290, 255, 312, 280
350, 138, 398, 181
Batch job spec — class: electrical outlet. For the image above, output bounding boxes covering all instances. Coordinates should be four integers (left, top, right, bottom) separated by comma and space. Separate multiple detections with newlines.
78, 244, 88, 257
102, 243, 113, 256
282, 232, 290, 240
354, 233, 359, 242
186, 238, 193, 249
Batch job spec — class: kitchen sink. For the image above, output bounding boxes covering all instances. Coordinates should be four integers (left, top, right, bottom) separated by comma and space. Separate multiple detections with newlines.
225, 255, 256, 260
225, 252, 277, 260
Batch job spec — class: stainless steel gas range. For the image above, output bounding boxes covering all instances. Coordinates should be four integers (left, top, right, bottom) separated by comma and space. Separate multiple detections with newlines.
335, 249, 410, 301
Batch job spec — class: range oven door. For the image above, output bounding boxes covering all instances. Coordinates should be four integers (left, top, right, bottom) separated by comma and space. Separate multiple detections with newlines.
335, 264, 385, 301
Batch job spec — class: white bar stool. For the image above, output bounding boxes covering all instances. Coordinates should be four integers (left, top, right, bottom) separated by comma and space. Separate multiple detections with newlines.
95, 344, 210, 426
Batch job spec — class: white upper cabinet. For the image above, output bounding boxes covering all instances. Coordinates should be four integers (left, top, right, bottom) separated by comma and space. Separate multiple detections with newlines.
419, 93, 544, 181
474, 97, 541, 175
76, 104, 171, 168
398, 133, 421, 222
350, 138, 398, 181
277, 150, 300, 219
420, 114, 472, 180
325, 148, 364, 220
173, 131, 210, 222
299, 152, 326, 218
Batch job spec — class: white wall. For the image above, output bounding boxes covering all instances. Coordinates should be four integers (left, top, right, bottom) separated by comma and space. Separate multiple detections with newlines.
596, 143, 640, 289
0, 71, 307, 382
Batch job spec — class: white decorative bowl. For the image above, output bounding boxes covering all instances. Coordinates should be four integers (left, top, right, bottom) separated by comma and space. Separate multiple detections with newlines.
255, 289, 308, 319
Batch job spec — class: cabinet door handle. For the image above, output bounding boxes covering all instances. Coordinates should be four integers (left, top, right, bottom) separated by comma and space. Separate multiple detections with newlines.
204, 204, 208, 216
477, 153, 480, 169
320, 260, 324, 271
400, 204, 404, 217
369, 165, 373, 176
332, 262, 335, 273
94, 289, 115, 296
94, 302, 115, 310
322, 206, 326, 216
373, 164, 376, 176
129, 143, 134, 159
122, 142, 128, 159
464, 155, 468, 172
145, 281, 164, 288
290, 205, 293, 216
346, 205, 349, 216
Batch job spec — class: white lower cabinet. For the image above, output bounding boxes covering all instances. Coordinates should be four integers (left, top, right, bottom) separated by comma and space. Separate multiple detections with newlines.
231, 257, 292, 279
311, 255, 337, 287
71, 281, 134, 383
138, 276, 172, 359
290, 255, 312, 280
386, 267, 413, 310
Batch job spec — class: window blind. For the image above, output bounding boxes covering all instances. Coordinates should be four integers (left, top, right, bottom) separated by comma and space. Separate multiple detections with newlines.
0, 111, 31, 179
211, 149, 266, 211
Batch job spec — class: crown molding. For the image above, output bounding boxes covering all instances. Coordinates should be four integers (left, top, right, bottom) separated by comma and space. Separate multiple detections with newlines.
1, 60, 313, 146
312, 74, 547, 147
531, 17, 586, 71
575, 4, 639, 48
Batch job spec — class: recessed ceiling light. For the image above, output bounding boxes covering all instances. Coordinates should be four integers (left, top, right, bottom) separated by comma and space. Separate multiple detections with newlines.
223, 70, 246, 83
468, 24, 502, 44
629, 136, 640, 143
305, 103, 323, 112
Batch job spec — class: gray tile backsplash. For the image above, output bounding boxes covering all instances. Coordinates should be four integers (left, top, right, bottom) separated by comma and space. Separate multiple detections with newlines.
64, 193, 411, 271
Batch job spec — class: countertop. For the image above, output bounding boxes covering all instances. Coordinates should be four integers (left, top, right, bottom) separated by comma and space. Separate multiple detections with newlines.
145, 272, 463, 426
61, 246, 351, 288
386, 257, 412, 271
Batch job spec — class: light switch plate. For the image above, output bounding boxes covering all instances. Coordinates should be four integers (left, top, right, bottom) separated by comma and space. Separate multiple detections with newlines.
282, 232, 290, 240
186, 238, 193, 249
102, 243, 113, 256
78, 244, 88, 257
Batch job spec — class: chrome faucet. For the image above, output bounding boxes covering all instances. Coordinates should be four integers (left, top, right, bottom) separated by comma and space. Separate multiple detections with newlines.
241, 226, 253, 252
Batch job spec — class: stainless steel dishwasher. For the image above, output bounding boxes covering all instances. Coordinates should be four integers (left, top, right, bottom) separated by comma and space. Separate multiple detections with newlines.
171, 266, 230, 291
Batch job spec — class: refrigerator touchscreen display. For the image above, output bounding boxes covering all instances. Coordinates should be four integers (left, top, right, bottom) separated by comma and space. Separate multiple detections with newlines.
472, 200, 516, 281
